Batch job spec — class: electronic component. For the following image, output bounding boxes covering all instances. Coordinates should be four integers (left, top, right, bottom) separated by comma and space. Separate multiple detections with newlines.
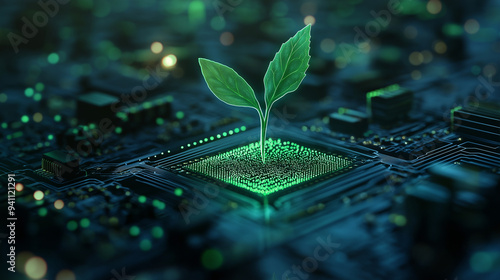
366, 85, 413, 124
41, 150, 80, 178
185, 138, 352, 196
329, 108, 368, 136
77, 92, 119, 123
451, 102, 500, 144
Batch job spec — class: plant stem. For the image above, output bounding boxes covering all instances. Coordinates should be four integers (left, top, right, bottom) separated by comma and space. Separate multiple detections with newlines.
259, 109, 270, 163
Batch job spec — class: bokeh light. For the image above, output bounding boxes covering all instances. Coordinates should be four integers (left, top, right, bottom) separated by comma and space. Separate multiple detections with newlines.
56, 269, 76, 280
151, 42, 163, 54
162, 54, 177, 68
464, 19, 480, 34
220, 32, 234, 46
33, 190, 44, 200
54, 199, 65, 210
25, 256, 47, 279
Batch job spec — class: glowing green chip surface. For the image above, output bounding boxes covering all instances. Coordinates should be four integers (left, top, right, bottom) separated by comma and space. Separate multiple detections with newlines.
185, 139, 352, 196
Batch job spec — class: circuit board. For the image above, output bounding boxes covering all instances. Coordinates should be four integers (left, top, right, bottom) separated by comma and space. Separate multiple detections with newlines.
1, 1, 500, 280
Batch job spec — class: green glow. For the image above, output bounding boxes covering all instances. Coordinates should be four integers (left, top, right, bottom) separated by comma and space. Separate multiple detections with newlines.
35, 82, 45, 92
140, 239, 152, 251
189, 0, 206, 25
152, 199, 165, 210
34, 93, 42, 101
201, 249, 224, 270
174, 188, 183, 196
210, 136, 215, 140
151, 226, 164, 238
47, 134, 54, 140
38, 208, 47, 217
48, 53, 60, 64
25, 88, 34, 97
366, 84, 400, 117
156, 117, 164, 125
54, 115, 62, 122
185, 139, 352, 196
67, 220, 78, 231
138, 195, 147, 203
129, 226, 140, 236
80, 218, 90, 228
21, 115, 29, 123
115, 127, 122, 134
443, 23, 463, 37
176, 111, 184, 119
2, 123, 8, 129
240, 126, 246, 131
210, 16, 225, 30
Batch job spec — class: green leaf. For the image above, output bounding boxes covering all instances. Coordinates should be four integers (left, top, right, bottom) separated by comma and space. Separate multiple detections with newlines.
264, 24, 311, 109
199, 58, 261, 112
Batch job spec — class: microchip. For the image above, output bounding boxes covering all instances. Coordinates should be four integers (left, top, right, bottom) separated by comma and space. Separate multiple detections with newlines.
184, 139, 352, 196
42, 150, 80, 178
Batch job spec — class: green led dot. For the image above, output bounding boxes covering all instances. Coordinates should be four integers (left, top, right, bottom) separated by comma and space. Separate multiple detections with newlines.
156, 118, 164, 125
153, 199, 166, 210
174, 188, 183, 196
201, 249, 224, 270
48, 52, 60, 64
54, 115, 61, 122
240, 126, 246, 131
67, 220, 78, 231
138, 195, 146, 203
216, 134, 221, 139
204, 138, 208, 142
222, 132, 227, 137
115, 127, 122, 134
234, 128, 240, 133
181, 146, 184, 149
80, 218, 90, 228
151, 226, 164, 238
33, 93, 42, 101
2, 123, 8, 129
38, 208, 48, 217
47, 134, 54, 140
193, 142, 197, 146
35, 82, 45, 92
228, 130, 234, 135
187, 144, 191, 147
176, 111, 185, 119
24, 88, 34, 97
129, 226, 140, 236
199, 140, 204, 144
210, 136, 214, 141
0, 93, 7, 103
21, 115, 29, 123
72, 128, 78, 134
140, 239, 152, 251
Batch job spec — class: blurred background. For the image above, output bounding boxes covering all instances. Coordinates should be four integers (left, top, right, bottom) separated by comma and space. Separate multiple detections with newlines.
1, 0, 500, 280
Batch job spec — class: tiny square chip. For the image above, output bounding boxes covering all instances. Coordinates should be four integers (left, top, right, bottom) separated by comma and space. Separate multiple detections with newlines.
184, 139, 352, 196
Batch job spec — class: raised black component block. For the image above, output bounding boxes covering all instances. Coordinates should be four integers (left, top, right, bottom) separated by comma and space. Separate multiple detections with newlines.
42, 150, 80, 178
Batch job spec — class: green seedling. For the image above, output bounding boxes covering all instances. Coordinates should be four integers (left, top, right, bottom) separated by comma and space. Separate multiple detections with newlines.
199, 24, 311, 163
